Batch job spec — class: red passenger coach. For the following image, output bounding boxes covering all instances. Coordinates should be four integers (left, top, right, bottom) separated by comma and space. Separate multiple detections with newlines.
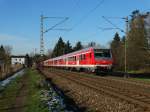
43, 47, 113, 72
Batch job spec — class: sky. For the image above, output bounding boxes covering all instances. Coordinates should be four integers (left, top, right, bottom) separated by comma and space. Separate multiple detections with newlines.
0, 0, 150, 55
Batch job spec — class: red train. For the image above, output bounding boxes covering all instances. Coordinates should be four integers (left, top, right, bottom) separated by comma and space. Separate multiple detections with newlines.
43, 47, 113, 72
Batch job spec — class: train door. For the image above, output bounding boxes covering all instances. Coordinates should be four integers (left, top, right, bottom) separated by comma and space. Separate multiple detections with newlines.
77, 55, 79, 65
66, 57, 68, 65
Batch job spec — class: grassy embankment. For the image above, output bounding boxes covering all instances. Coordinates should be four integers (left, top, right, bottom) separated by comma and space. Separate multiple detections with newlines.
0, 69, 49, 112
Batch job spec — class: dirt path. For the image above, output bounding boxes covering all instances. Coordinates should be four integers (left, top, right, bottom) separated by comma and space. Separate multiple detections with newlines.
10, 74, 29, 112
0, 72, 29, 112
0, 69, 50, 112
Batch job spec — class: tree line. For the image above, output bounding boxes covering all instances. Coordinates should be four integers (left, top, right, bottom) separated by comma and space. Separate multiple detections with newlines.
111, 10, 150, 72
0, 45, 12, 76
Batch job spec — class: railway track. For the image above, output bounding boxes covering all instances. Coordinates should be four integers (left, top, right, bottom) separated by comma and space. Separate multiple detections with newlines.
64, 70, 150, 92
106, 76, 150, 88
42, 68, 150, 111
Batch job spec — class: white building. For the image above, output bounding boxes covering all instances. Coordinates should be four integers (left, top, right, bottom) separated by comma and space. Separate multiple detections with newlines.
11, 56, 26, 65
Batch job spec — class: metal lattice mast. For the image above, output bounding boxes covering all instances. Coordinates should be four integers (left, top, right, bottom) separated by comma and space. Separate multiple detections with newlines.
40, 15, 44, 56
40, 14, 69, 56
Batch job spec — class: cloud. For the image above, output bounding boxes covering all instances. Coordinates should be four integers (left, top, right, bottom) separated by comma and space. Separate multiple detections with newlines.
0, 34, 17, 41
0, 33, 38, 55
0, 34, 29, 42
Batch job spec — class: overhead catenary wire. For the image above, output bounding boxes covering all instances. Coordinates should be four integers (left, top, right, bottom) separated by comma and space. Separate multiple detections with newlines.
49, 28, 72, 31
43, 17, 69, 19
44, 17, 69, 33
102, 16, 126, 19
98, 27, 121, 31
102, 16, 125, 33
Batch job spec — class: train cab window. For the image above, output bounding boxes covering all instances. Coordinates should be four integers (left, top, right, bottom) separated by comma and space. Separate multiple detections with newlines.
94, 50, 111, 58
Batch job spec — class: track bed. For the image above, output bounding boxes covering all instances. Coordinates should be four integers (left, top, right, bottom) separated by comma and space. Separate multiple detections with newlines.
41, 68, 150, 112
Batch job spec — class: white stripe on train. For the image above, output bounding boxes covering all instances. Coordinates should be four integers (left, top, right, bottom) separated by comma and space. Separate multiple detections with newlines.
44, 64, 112, 68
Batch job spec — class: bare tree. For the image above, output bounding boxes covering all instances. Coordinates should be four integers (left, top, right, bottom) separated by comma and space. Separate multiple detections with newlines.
4, 45, 12, 56
85, 42, 102, 48
4, 45, 12, 74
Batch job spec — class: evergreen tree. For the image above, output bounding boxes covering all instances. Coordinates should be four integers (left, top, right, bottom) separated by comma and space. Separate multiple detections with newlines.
64, 40, 72, 54
51, 37, 65, 57
121, 36, 125, 43
73, 41, 83, 51
110, 32, 123, 70
131, 10, 140, 21
0, 45, 6, 59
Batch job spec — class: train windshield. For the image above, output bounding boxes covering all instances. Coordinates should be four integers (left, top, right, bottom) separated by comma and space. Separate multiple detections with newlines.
94, 49, 111, 58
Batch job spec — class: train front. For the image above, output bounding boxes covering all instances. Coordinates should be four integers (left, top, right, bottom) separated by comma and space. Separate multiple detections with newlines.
93, 49, 113, 71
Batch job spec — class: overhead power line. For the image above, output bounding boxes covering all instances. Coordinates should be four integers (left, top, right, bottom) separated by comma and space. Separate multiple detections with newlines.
103, 16, 126, 19
102, 16, 125, 33
49, 28, 72, 31
98, 27, 121, 31
42, 17, 68, 19
44, 17, 69, 33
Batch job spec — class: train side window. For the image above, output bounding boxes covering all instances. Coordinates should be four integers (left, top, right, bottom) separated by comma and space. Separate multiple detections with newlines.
79, 55, 82, 61
69, 56, 74, 61
81, 55, 83, 60
79, 54, 85, 60
83, 54, 86, 60
74, 56, 76, 61
80, 54, 85, 60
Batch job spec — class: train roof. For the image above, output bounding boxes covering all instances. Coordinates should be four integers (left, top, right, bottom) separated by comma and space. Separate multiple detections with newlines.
48, 47, 93, 61
44, 47, 110, 62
